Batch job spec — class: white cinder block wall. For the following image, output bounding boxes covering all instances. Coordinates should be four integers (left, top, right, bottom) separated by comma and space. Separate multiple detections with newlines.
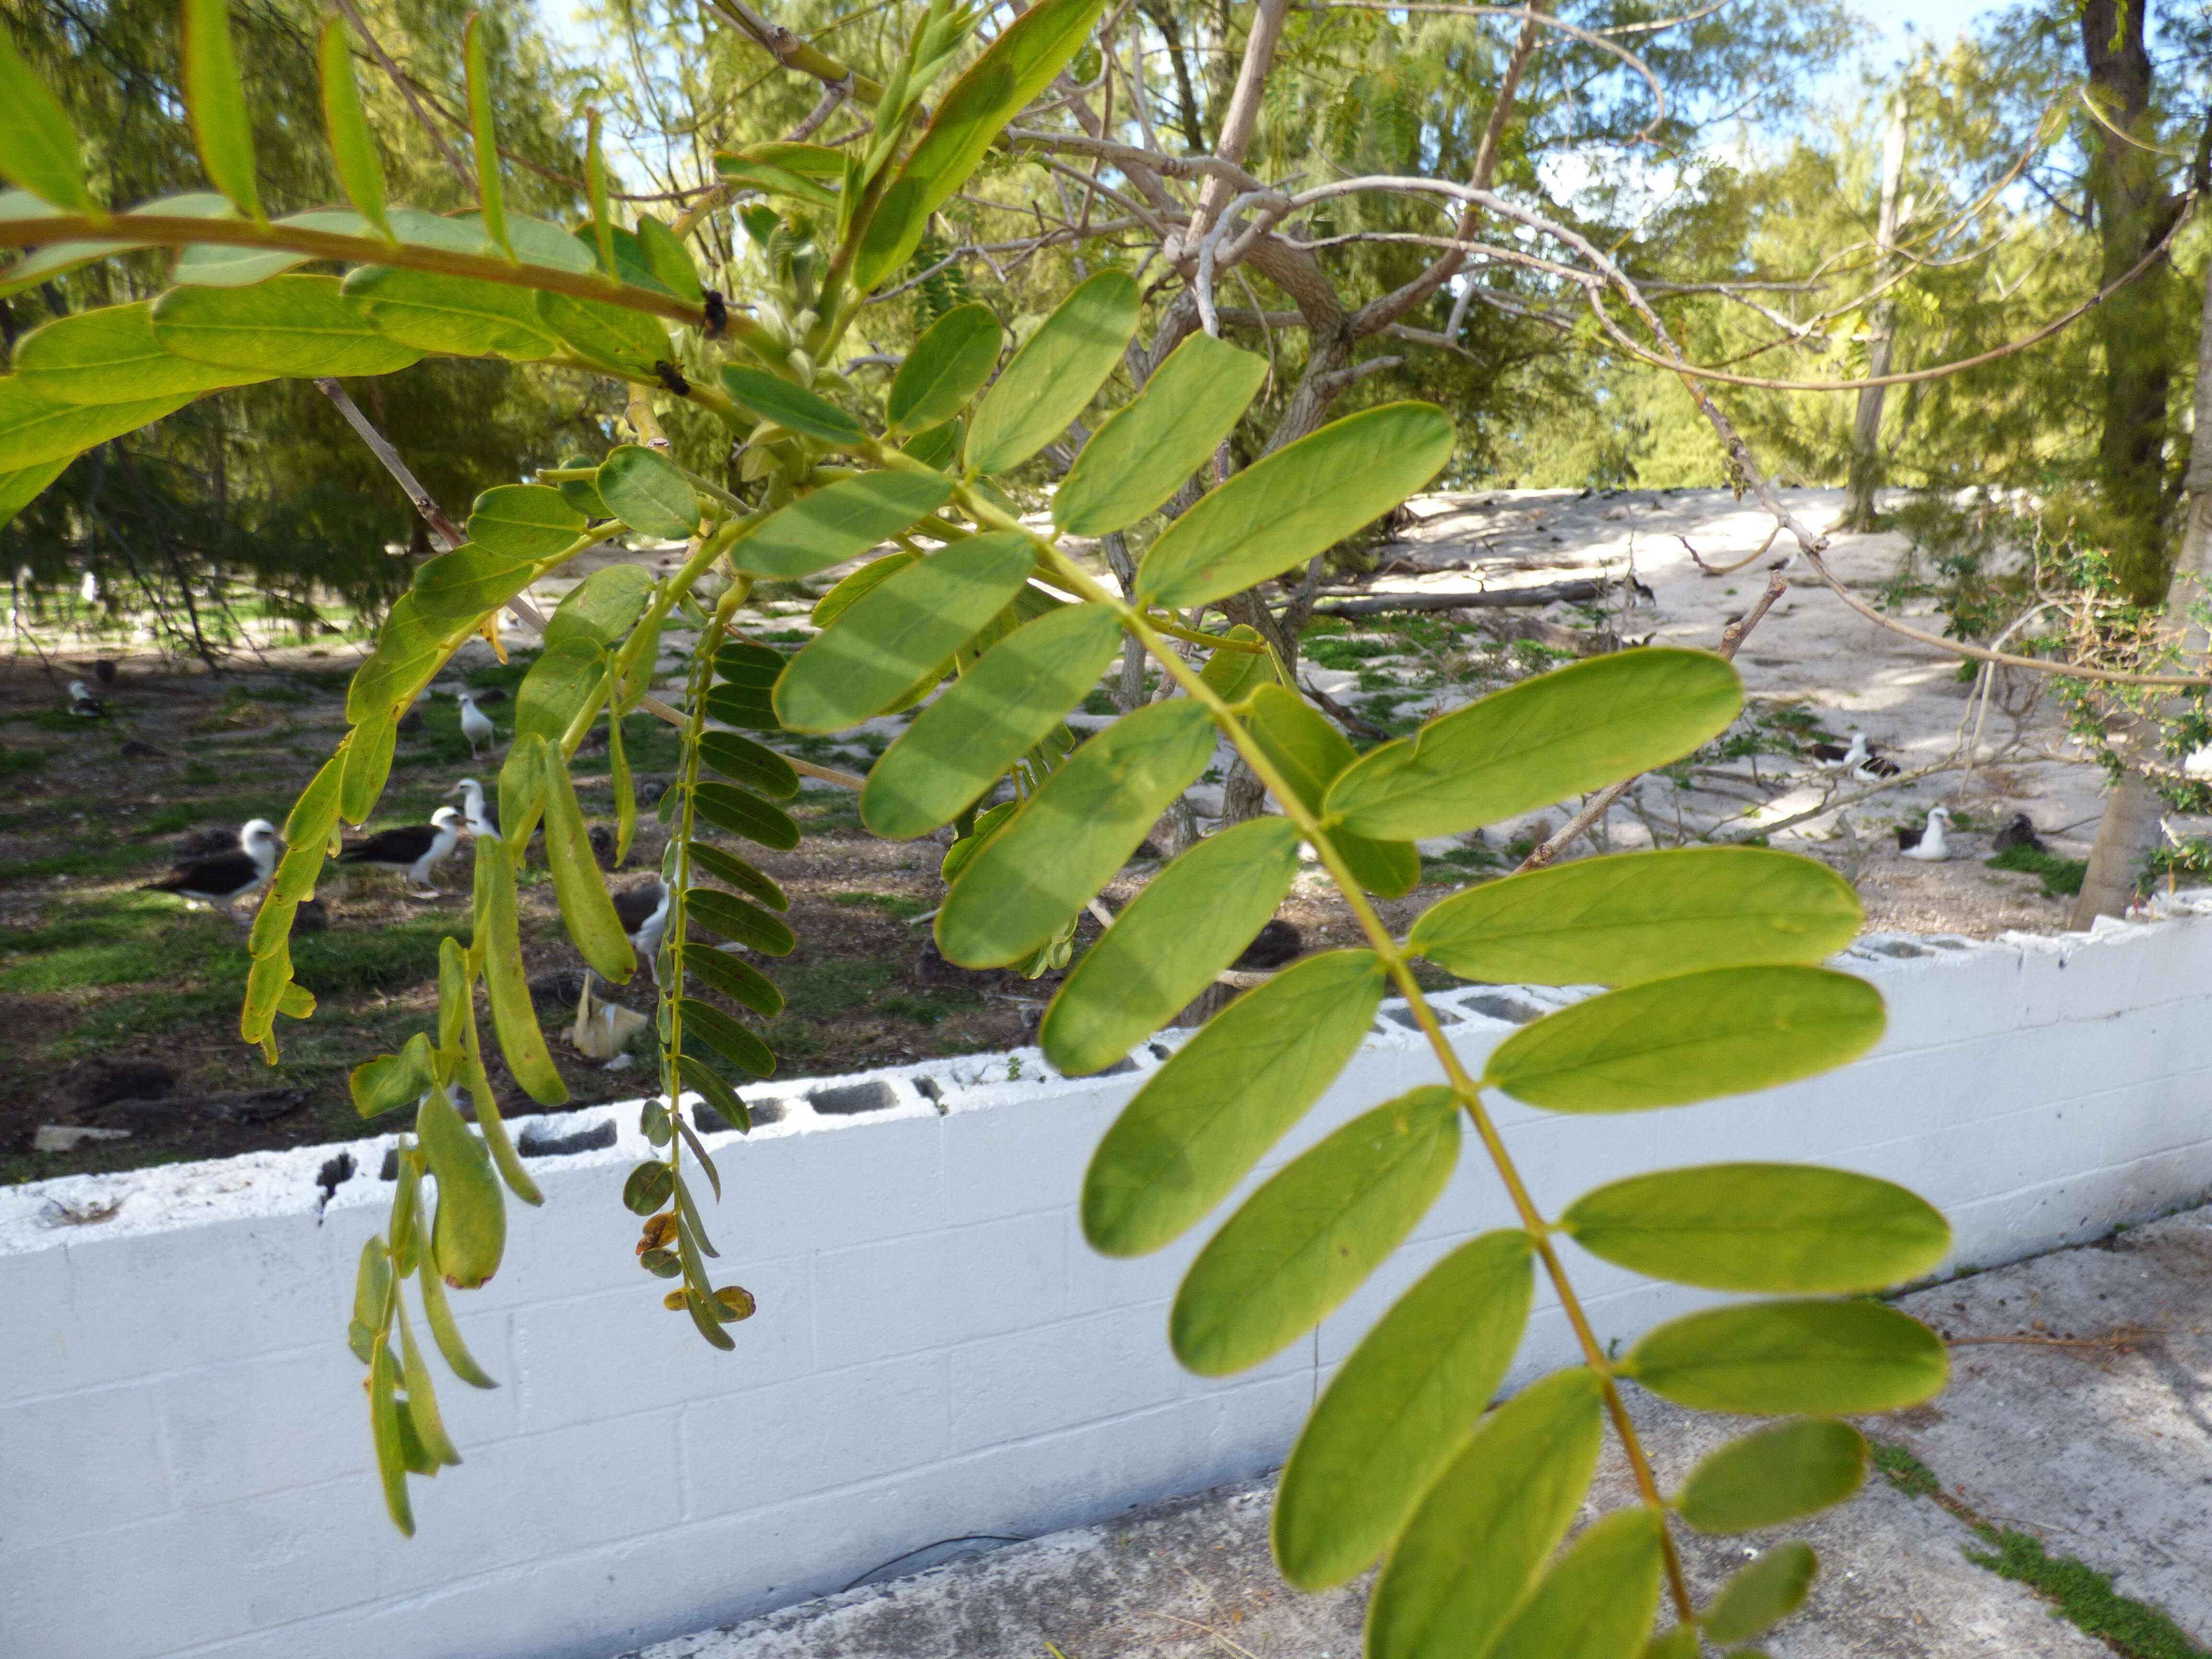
8, 911, 2212, 1659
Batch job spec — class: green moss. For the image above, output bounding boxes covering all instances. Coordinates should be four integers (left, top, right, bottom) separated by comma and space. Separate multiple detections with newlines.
1963, 1529, 2210, 1659
1870, 1440, 1943, 1501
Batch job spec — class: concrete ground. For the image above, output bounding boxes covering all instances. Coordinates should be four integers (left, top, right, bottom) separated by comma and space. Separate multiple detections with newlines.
621, 1204, 2212, 1659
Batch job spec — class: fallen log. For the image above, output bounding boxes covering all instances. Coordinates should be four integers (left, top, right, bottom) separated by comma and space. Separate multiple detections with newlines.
1297, 577, 1607, 617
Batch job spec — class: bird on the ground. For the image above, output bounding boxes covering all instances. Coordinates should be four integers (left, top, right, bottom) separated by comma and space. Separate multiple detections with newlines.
448, 777, 498, 837
175, 824, 244, 858
456, 690, 496, 759
1896, 806, 1953, 862
337, 806, 464, 896
290, 898, 330, 935
78, 571, 98, 605
1853, 747, 1903, 781
1809, 731, 1865, 769
92, 658, 117, 686
1992, 813, 2045, 854
66, 680, 107, 718
141, 819, 280, 914
1232, 918, 1304, 971
614, 879, 670, 979
119, 739, 163, 760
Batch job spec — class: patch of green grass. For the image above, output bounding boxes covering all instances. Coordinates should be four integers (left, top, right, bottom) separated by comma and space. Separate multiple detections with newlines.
879, 990, 975, 1025
0, 842, 153, 881
292, 914, 465, 994
0, 747, 47, 777
754, 628, 812, 643
27, 709, 93, 732
771, 957, 895, 1017
182, 761, 223, 786
1870, 1440, 1943, 1501
830, 890, 930, 920
1305, 635, 1402, 671
1965, 1528, 2209, 1658
798, 804, 865, 835
1986, 843, 2087, 897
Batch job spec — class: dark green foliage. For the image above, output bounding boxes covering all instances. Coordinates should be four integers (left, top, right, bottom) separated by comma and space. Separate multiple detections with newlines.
1985, 844, 2088, 896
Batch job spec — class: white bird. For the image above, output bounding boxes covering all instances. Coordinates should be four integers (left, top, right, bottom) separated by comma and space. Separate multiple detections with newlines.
1897, 806, 1952, 863
447, 777, 498, 838
65, 679, 107, 718
142, 819, 280, 916
1809, 731, 1868, 770
456, 690, 496, 759
79, 570, 98, 605
337, 806, 464, 896
614, 878, 670, 980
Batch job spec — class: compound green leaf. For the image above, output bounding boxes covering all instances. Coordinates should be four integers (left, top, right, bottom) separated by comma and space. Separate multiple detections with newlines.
1328, 649, 1742, 842
1676, 1419, 1867, 1535
0, 32, 94, 212
1173, 1087, 1460, 1376
1082, 949, 1387, 1256
850, 0, 1112, 291
410, 544, 537, 622
680, 997, 775, 1076
1409, 847, 1863, 987
0, 381, 193, 469
1486, 1506, 1665, 1659
698, 731, 799, 799
468, 482, 584, 558
863, 601, 1120, 840
887, 301, 1002, 436
1055, 333, 1269, 534
720, 364, 863, 444
1137, 404, 1452, 609
318, 15, 387, 236
1706, 1542, 1818, 1643
935, 697, 1216, 967
1482, 966, 1885, 1114
687, 886, 796, 954
182, 0, 260, 218
596, 444, 700, 539
1276, 1230, 1535, 1590
1243, 682, 1417, 897
1040, 816, 1299, 1076
152, 274, 423, 376
14, 301, 270, 404
1367, 1368, 1605, 1659
535, 290, 667, 372
542, 745, 636, 980
473, 830, 567, 1105
774, 530, 1033, 732
1560, 1164, 1950, 1293
728, 470, 951, 579
966, 269, 1139, 475
690, 781, 800, 849
1624, 1299, 1948, 1414
685, 943, 784, 1017
342, 266, 556, 359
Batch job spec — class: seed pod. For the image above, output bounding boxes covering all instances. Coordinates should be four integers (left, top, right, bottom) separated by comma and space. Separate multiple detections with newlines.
418, 1088, 506, 1289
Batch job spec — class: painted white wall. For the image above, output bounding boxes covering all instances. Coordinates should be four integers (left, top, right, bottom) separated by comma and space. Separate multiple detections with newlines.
6, 909, 2212, 1659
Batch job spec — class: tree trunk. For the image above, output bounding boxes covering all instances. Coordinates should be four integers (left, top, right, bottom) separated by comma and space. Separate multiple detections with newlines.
2069, 213, 2212, 924
1841, 97, 1908, 532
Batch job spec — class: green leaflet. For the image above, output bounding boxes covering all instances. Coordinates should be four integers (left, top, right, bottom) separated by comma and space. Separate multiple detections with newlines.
1675, 1419, 1867, 1535
1172, 1087, 1461, 1377
469, 482, 585, 559
690, 782, 800, 850
14, 301, 271, 404
903, 419, 962, 470
1198, 625, 1277, 705
1055, 333, 1269, 535
680, 996, 776, 1077
1275, 1230, 1536, 1590
350, 1030, 434, 1118
685, 944, 784, 1018
1040, 816, 1300, 1076
513, 639, 605, 746
862, 601, 1120, 841
680, 1053, 753, 1132
1482, 965, 1886, 1113
1705, 1542, 1818, 1643
965, 270, 1140, 475
541, 743, 636, 980
368, 1340, 413, 1534
1643, 1627, 1698, 1659
728, 471, 952, 579
341, 266, 557, 359
687, 886, 796, 954
338, 715, 397, 824
1326, 649, 1744, 842
596, 445, 700, 539
1486, 1507, 1665, 1659
714, 154, 840, 209
411, 545, 537, 623
472, 831, 567, 1105
635, 215, 702, 302
697, 732, 799, 799
1081, 949, 1388, 1256
814, 551, 914, 624
774, 531, 1033, 732
535, 289, 667, 373
1244, 684, 1417, 897
1367, 1368, 1605, 1659
182, 0, 260, 219
462, 15, 507, 254
171, 208, 365, 286
687, 842, 787, 911
849, 0, 1113, 292
720, 365, 863, 444
1409, 847, 1863, 986
498, 733, 549, 855
1624, 1299, 1948, 1414
151, 275, 423, 376
887, 301, 1002, 436
546, 564, 655, 651
936, 698, 1217, 968
1137, 404, 1454, 609
1560, 1163, 1950, 1293
317, 16, 388, 237
0, 382, 194, 470
0, 32, 95, 212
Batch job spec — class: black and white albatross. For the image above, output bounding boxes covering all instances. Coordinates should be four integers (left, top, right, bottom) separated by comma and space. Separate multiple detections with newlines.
142, 819, 280, 915
337, 806, 464, 896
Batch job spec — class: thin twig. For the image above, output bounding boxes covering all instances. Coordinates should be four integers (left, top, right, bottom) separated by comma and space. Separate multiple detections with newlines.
315, 380, 465, 552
